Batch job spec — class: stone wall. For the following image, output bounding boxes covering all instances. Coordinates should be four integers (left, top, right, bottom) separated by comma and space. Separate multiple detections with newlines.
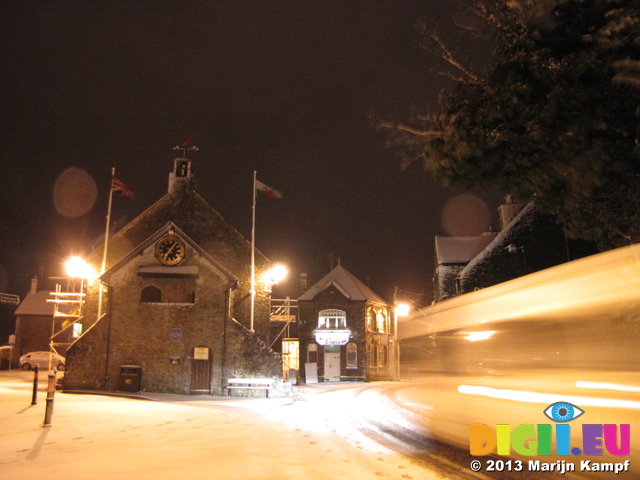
63, 315, 109, 390
64, 239, 282, 395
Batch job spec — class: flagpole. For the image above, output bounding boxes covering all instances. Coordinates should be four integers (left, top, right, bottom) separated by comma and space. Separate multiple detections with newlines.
250, 170, 257, 332
98, 167, 116, 319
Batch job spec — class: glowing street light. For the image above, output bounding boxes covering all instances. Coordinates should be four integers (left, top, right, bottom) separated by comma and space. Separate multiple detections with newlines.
65, 256, 95, 279
395, 303, 410, 317
266, 264, 288, 285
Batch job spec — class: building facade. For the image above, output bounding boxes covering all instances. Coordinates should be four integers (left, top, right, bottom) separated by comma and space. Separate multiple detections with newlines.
62, 151, 282, 395
297, 263, 394, 383
433, 197, 598, 300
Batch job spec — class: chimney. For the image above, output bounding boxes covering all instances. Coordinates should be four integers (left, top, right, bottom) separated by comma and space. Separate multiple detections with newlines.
30, 276, 38, 294
498, 195, 524, 230
299, 273, 308, 294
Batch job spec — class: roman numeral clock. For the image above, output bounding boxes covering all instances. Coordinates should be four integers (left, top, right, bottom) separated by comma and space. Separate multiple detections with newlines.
155, 235, 185, 266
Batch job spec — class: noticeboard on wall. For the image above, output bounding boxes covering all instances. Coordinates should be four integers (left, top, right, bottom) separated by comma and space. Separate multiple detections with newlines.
193, 347, 209, 360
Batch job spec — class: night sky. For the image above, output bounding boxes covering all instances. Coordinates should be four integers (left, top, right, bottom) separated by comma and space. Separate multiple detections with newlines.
0, 1, 502, 306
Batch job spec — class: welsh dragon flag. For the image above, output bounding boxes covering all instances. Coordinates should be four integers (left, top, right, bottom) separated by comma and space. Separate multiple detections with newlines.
255, 179, 283, 201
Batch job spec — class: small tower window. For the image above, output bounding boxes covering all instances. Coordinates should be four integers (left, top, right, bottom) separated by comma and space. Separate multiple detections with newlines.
176, 159, 189, 177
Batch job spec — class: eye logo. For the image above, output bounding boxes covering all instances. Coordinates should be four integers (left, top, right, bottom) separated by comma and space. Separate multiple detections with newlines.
544, 402, 585, 422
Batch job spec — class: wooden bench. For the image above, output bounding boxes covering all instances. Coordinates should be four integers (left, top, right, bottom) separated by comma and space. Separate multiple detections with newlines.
226, 378, 274, 398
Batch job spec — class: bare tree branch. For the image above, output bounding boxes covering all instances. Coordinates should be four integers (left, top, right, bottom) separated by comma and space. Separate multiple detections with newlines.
376, 119, 442, 137
417, 24, 482, 84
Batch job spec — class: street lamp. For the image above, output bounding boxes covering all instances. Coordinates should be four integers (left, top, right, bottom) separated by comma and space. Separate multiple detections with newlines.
267, 264, 288, 284
393, 302, 411, 382
395, 303, 410, 317
65, 256, 95, 281
62, 256, 95, 334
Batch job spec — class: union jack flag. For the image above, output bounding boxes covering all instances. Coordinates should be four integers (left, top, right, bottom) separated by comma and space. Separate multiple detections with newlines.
112, 177, 134, 199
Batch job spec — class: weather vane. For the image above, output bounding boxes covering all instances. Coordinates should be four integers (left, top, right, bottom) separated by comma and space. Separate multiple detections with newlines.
173, 136, 199, 158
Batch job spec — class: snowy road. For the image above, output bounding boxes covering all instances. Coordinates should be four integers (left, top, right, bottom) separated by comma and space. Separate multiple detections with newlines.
0, 371, 463, 480
5, 370, 625, 479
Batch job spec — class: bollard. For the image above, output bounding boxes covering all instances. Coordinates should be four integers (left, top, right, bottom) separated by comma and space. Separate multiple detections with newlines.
43, 370, 57, 427
31, 365, 39, 405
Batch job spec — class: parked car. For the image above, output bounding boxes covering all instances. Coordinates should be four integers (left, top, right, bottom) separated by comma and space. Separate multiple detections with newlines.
19, 351, 66, 371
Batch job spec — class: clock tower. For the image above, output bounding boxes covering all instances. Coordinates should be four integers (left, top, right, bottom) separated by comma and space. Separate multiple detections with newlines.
168, 139, 198, 194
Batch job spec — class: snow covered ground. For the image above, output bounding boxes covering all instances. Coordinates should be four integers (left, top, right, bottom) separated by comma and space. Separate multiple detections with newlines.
0, 370, 448, 480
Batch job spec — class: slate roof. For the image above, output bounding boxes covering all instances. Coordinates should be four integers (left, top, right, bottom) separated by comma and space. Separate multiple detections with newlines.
435, 234, 497, 265
15, 291, 55, 316
88, 188, 268, 275
298, 264, 389, 305
100, 222, 237, 285
15, 291, 72, 316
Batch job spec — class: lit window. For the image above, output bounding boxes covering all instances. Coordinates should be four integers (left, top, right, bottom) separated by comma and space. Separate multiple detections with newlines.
376, 311, 387, 333
72, 323, 83, 338
318, 309, 346, 329
346, 342, 357, 368
367, 308, 376, 330
378, 344, 387, 367
368, 341, 376, 366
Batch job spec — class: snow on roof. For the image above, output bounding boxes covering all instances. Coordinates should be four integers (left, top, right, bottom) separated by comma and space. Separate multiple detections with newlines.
298, 264, 388, 305
460, 201, 536, 281
14, 291, 56, 316
435, 234, 497, 265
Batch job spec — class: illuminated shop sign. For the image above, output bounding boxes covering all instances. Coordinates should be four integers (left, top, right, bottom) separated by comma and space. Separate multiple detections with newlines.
315, 331, 350, 346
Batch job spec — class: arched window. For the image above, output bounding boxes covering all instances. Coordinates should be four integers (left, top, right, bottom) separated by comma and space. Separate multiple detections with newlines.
141, 285, 162, 303
346, 342, 357, 368
307, 343, 318, 363
376, 310, 387, 333
366, 307, 376, 331
318, 309, 347, 329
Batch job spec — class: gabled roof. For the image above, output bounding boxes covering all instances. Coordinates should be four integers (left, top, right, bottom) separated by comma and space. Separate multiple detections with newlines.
101, 222, 237, 285
298, 264, 388, 305
459, 201, 536, 281
15, 291, 55, 316
88, 188, 268, 276
435, 233, 497, 265
15, 291, 73, 316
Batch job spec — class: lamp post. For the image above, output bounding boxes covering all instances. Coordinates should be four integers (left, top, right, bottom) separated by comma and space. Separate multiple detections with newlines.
47, 257, 95, 369
393, 303, 410, 381
393, 286, 411, 381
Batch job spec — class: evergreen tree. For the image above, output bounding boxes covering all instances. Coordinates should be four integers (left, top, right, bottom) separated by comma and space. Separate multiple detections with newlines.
381, 0, 640, 249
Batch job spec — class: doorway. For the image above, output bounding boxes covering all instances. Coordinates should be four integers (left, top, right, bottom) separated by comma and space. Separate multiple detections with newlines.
190, 346, 211, 394
323, 345, 341, 382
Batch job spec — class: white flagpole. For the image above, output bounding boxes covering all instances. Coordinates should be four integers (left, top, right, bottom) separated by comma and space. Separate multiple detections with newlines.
250, 170, 257, 332
98, 167, 115, 319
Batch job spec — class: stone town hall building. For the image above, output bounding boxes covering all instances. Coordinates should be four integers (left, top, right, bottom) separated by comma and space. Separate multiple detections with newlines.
63, 150, 282, 395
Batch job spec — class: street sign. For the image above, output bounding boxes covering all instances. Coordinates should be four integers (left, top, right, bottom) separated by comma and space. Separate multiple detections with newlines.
0, 293, 19, 306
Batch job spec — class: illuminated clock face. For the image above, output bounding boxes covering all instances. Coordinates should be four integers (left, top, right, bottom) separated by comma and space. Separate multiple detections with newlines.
155, 236, 185, 265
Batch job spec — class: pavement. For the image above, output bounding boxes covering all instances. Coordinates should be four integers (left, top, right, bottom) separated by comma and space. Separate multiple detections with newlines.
61, 379, 353, 404
1, 369, 442, 480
